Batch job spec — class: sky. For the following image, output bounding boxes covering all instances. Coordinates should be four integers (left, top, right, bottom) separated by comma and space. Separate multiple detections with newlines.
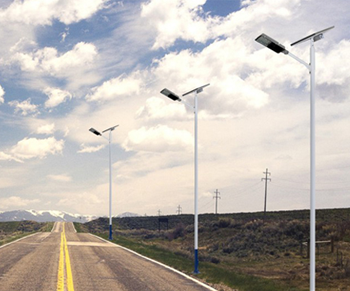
0, 0, 350, 217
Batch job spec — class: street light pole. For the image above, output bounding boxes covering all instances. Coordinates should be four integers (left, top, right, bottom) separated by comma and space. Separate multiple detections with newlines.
160, 84, 209, 274
255, 26, 333, 291
193, 88, 199, 273
89, 125, 119, 240
309, 38, 316, 289
108, 129, 113, 240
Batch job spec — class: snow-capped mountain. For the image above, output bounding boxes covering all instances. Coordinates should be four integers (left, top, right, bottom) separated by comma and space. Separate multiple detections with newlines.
117, 212, 139, 218
0, 210, 97, 223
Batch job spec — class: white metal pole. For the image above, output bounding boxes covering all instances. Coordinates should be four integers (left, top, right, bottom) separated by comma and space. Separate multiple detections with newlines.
310, 38, 316, 291
109, 129, 113, 240
194, 90, 199, 274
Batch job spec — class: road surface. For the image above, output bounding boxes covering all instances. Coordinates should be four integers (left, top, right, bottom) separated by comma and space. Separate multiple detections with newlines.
0, 222, 216, 291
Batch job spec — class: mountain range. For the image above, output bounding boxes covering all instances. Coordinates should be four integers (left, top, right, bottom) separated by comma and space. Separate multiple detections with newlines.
0, 210, 140, 223
0, 210, 95, 223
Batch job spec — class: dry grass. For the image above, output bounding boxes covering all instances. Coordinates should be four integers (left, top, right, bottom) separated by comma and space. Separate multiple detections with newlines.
79, 208, 350, 291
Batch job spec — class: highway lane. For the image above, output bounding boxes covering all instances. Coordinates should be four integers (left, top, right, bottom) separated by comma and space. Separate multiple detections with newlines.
0, 222, 216, 291
66, 224, 215, 291
0, 222, 61, 291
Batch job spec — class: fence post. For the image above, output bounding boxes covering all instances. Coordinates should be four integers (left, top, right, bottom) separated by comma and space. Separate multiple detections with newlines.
331, 236, 334, 253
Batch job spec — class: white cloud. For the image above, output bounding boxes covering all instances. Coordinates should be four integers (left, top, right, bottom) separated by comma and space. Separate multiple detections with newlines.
36, 123, 55, 135
9, 37, 37, 53
8, 98, 38, 116
0, 0, 108, 26
211, 0, 301, 38
60, 28, 69, 43
11, 137, 64, 160
0, 85, 4, 104
123, 125, 193, 152
44, 87, 72, 108
210, 75, 269, 112
141, 0, 303, 50
136, 97, 186, 121
115, 150, 190, 181
78, 143, 105, 153
56, 191, 104, 214
0, 152, 23, 163
0, 0, 349, 216
141, 0, 210, 49
11, 42, 97, 76
152, 38, 270, 116
0, 196, 40, 210
0, 177, 16, 189
86, 73, 143, 102
318, 40, 350, 84
315, 40, 350, 102
47, 174, 72, 182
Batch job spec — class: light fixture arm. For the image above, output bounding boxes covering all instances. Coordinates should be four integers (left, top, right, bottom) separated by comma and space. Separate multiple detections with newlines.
287, 51, 310, 71
101, 135, 109, 142
181, 99, 195, 111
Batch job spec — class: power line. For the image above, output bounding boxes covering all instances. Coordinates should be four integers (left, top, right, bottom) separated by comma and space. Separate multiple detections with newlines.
199, 197, 215, 212
223, 181, 262, 202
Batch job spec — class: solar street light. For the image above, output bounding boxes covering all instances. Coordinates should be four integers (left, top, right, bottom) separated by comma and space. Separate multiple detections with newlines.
160, 83, 210, 274
89, 125, 119, 240
255, 26, 334, 291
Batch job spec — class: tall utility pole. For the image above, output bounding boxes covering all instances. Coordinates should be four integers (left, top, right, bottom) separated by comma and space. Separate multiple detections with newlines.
176, 205, 182, 215
261, 169, 271, 215
213, 189, 221, 214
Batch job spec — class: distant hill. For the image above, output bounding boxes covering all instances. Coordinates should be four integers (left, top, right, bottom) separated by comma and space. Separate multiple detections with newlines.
117, 212, 140, 218
0, 210, 97, 223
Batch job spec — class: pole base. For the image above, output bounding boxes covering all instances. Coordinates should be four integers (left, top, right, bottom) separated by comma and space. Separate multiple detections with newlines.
109, 224, 113, 240
193, 249, 199, 274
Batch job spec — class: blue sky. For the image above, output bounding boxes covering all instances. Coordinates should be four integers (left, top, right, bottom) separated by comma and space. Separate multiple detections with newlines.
0, 0, 350, 217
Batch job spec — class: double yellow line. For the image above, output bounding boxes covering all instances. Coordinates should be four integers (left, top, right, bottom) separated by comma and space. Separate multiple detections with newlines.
57, 223, 74, 291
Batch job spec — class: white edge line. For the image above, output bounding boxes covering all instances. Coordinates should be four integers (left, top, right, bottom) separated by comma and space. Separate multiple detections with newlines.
51, 221, 57, 232
71, 222, 77, 233
1, 221, 56, 249
89, 234, 217, 291
0, 232, 40, 249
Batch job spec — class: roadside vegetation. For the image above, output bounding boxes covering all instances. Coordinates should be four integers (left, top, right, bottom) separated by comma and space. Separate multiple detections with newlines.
0, 221, 54, 246
76, 208, 350, 291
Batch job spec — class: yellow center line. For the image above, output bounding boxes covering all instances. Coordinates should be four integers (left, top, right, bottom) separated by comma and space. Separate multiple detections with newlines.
64, 226, 74, 291
57, 232, 64, 291
57, 223, 75, 291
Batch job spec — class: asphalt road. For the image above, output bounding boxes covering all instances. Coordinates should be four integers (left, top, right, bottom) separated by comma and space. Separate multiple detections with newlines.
0, 222, 216, 291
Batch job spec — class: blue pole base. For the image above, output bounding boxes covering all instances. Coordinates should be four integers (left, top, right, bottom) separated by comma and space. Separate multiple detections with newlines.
109, 224, 113, 240
193, 249, 199, 274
